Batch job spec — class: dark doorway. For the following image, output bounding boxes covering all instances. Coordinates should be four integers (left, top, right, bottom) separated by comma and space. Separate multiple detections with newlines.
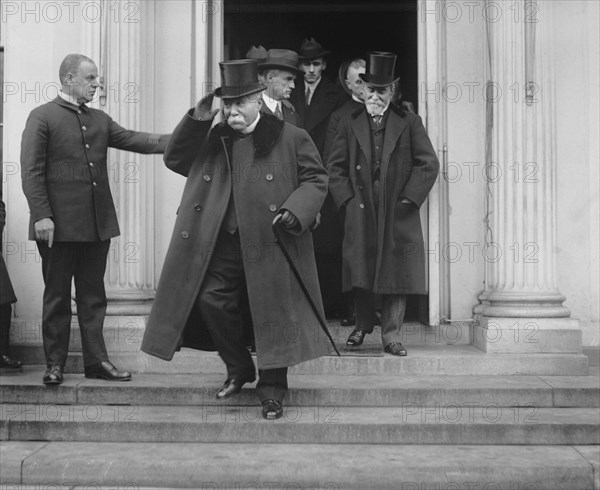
224, 0, 419, 110
224, 0, 425, 323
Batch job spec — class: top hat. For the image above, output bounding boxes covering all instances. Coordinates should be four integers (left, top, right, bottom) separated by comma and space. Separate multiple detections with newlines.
246, 45, 268, 63
359, 52, 399, 88
298, 37, 331, 60
215, 59, 266, 99
259, 49, 302, 74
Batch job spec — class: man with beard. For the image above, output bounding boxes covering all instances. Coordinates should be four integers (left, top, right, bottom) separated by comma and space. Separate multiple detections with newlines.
141, 60, 331, 419
326, 52, 439, 356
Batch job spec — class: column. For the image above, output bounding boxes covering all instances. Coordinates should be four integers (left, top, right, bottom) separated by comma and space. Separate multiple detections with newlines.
473, 1, 582, 355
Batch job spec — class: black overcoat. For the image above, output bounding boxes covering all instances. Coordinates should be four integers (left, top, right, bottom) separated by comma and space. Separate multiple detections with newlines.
326, 105, 439, 294
141, 112, 332, 369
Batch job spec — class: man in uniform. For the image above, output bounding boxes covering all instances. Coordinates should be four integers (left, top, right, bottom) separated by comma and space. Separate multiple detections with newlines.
327, 52, 439, 356
21, 53, 169, 385
141, 59, 331, 419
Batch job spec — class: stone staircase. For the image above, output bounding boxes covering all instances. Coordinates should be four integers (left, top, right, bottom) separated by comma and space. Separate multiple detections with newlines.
1, 323, 599, 489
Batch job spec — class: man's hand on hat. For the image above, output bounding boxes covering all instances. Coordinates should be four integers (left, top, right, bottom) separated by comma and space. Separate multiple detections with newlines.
193, 92, 219, 120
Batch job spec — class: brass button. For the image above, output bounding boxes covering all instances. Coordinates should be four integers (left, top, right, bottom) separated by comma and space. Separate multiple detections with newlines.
203, 175, 211, 182
85, 144, 90, 149
356, 165, 361, 170
359, 203, 365, 209
194, 204, 202, 212
82, 126, 87, 131
181, 231, 189, 239
269, 204, 277, 212
266, 174, 273, 181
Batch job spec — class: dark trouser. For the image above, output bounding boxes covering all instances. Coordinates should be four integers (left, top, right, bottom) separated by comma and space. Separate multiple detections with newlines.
0, 303, 12, 356
353, 287, 407, 346
37, 241, 110, 367
197, 230, 287, 403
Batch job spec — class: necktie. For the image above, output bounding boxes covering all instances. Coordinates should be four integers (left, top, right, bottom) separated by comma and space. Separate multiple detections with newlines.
306, 87, 313, 106
274, 103, 283, 120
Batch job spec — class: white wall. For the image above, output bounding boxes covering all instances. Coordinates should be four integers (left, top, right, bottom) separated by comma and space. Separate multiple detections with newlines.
553, 0, 600, 345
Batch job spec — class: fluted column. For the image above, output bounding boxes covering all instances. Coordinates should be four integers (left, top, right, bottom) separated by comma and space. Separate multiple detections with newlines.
474, 1, 581, 354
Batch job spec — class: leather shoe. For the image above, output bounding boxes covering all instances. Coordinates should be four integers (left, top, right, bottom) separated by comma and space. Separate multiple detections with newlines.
340, 314, 356, 327
0, 355, 23, 370
261, 399, 283, 420
43, 364, 64, 385
346, 329, 370, 347
384, 342, 407, 356
216, 374, 255, 399
84, 361, 132, 381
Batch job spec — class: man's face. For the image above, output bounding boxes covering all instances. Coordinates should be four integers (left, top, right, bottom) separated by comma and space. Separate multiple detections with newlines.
223, 93, 262, 132
266, 70, 296, 100
66, 61, 100, 104
301, 57, 326, 85
346, 65, 365, 100
364, 84, 393, 116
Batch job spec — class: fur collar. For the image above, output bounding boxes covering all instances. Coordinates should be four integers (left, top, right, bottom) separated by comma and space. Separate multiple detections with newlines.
208, 114, 284, 156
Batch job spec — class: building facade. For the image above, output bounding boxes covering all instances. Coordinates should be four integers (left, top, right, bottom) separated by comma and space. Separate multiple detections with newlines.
1, 0, 598, 367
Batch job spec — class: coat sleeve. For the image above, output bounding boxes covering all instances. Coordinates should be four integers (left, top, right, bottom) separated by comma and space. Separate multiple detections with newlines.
325, 117, 354, 209
108, 116, 170, 154
21, 109, 53, 223
163, 109, 214, 178
400, 114, 440, 207
280, 127, 328, 235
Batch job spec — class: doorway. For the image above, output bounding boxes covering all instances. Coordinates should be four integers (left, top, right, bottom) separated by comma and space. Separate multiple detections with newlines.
223, 0, 428, 323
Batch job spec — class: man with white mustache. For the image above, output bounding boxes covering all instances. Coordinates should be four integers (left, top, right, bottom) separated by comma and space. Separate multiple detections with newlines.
326, 52, 439, 356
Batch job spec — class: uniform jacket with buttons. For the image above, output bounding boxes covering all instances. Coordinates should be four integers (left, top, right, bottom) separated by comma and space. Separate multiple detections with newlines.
141, 111, 331, 369
326, 104, 439, 294
20, 97, 169, 242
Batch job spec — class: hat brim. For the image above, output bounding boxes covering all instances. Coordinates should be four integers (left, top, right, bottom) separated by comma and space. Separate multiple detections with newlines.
359, 73, 399, 88
299, 50, 331, 61
215, 84, 266, 99
258, 62, 303, 75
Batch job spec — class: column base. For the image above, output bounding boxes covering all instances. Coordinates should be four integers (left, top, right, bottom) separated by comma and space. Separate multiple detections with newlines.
473, 317, 582, 354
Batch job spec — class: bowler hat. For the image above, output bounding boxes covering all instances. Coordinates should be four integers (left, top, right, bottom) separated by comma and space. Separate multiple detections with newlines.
299, 37, 331, 60
215, 59, 266, 99
259, 49, 302, 74
246, 45, 268, 63
359, 51, 399, 88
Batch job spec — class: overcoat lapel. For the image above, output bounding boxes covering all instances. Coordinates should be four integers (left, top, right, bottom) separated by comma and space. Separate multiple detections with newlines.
351, 111, 372, 167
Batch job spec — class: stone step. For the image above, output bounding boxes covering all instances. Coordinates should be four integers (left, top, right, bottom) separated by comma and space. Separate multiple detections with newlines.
10, 343, 590, 375
1, 441, 598, 489
2, 403, 598, 445
2, 367, 599, 408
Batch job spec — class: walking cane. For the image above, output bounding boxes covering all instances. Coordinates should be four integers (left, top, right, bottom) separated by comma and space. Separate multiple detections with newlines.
272, 214, 341, 356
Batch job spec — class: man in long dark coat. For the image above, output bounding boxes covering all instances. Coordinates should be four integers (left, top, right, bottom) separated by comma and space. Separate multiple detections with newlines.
21, 54, 169, 385
141, 60, 331, 420
327, 52, 439, 356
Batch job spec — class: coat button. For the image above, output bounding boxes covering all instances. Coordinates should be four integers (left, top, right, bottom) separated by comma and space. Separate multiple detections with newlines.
89, 162, 94, 167
194, 204, 202, 212
269, 204, 277, 212
357, 185, 363, 190
356, 165, 361, 170
85, 144, 90, 149
82, 126, 87, 131
78, 110, 82, 114
181, 231, 189, 239
266, 174, 273, 181
359, 203, 365, 209
203, 175, 211, 182
92, 182, 97, 187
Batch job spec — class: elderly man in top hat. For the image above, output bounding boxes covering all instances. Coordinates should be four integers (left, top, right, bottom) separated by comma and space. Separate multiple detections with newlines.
327, 52, 439, 356
141, 59, 332, 419
257, 49, 302, 126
